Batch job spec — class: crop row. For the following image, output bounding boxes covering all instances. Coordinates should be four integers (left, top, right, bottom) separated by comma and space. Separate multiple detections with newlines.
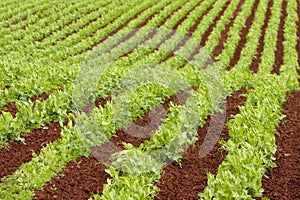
201, 0, 300, 198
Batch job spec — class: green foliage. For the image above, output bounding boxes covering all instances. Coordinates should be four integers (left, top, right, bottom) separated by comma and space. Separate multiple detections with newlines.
0, 0, 299, 199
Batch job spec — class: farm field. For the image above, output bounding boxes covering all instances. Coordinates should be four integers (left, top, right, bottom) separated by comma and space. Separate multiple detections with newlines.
0, 0, 299, 199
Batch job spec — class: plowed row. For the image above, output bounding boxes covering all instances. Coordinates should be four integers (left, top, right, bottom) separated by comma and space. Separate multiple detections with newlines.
0, 0, 299, 199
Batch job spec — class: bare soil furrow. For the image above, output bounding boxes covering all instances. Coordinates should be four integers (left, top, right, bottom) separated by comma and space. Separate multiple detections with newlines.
249, 0, 273, 73
188, 0, 235, 64
5, 7, 48, 29
212, 0, 245, 57
2, 1, 299, 199
111, 0, 202, 64
200, 1, 230, 47
116, 6, 166, 46
109, 94, 182, 148
84, 6, 153, 53
0, 88, 60, 118
187, 0, 217, 37
71, 4, 157, 57
259, 90, 300, 199
226, 0, 260, 71
0, 102, 18, 117
154, 88, 248, 200
8, 16, 28, 28
271, 0, 287, 75
160, 0, 216, 63
0, 122, 61, 181
34, 156, 110, 200
155, 0, 203, 54
34, 92, 185, 199
121, 0, 188, 58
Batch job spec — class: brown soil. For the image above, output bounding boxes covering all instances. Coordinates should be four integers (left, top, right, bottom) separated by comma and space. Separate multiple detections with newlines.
34, 94, 183, 199
34, 156, 110, 200
173, 1, 203, 32
227, 0, 260, 71
6, 8, 43, 29
156, 0, 203, 51
122, 0, 203, 63
123, 0, 215, 64
249, 0, 273, 73
10, 17, 27, 27
85, 6, 152, 53
0, 122, 61, 181
7, 6, 52, 31
3, 1, 299, 199
59, 2, 133, 50
0, 102, 18, 117
200, 1, 230, 47
30, 92, 50, 102
212, 0, 245, 57
154, 88, 248, 200
110, 94, 182, 148
4, 85, 10, 90
116, 4, 168, 46
0, 89, 59, 117
29, 2, 249, 196
80, 9, 105, 30
187, 0, 217, 37
271, 0, 287, 75
71, 3, 159, 58
159, 1, 188, 27
188, 0, 237, 65
60, 11, 108, 42
95, 95, 111, 108
110, 129, 150, 149
161, 0, 216, 63
118, 0, 188, 58
259, 90, 300, 199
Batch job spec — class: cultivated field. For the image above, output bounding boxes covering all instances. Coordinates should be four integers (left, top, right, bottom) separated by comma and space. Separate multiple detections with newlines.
0, 0, 299, 199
